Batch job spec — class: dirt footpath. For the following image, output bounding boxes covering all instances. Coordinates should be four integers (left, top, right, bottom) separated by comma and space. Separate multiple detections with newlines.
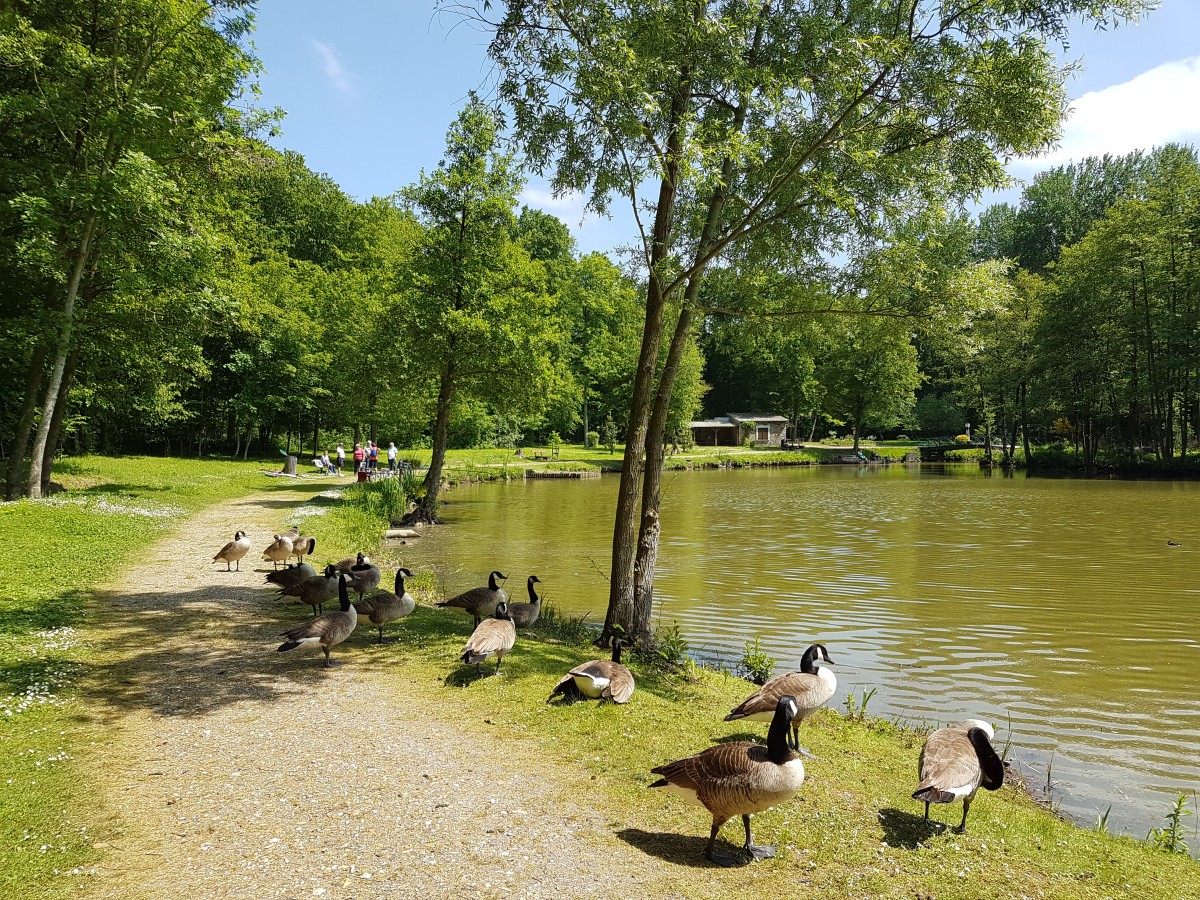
79, 487, 672, 900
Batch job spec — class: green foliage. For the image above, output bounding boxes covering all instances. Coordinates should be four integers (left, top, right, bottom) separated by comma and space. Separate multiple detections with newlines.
737, 638, 775, 685
1146, 793, 1193, 855
585, 430, 599, 449
600, 415, 618, 455
843, 687, 879, 721
649, 621, 690, 673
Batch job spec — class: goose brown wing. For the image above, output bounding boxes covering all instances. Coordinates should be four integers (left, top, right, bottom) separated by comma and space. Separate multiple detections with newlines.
462, 619, 516, 658
570, 660, 635, 703
652, 742, 765, 792
914, 728, 980, 801
354, 592, 396, 617
439, 586, 492, 611
280, 609, 354, 643
213, 540, 237, 561
726, 671, 818, 719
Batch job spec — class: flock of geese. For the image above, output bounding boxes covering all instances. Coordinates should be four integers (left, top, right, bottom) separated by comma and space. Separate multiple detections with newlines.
211, 527, 1005, 865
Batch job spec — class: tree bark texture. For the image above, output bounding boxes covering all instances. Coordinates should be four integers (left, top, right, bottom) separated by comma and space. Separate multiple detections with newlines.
39, 349, 79, 495
5, 344, 46, 500
412, 357, 456, 524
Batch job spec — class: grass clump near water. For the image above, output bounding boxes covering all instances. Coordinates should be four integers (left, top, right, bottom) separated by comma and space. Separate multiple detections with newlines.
0, 456, 280, 898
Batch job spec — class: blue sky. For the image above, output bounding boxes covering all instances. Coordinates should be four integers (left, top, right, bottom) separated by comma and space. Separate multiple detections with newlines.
249, 2, 1200, 255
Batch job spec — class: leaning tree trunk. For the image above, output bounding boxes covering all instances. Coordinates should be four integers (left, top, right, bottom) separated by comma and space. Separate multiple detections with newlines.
5, 343, 46, 500
409, 358, 455, 524
28, 214, 96, 499
39, 349, 79, 495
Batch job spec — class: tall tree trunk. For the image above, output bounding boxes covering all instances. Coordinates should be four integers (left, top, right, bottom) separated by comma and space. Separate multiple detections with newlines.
39, 349, 79, 495
5, 344, 46, 500
312, 410, 320, 459
602, 74, 691, 644
28, 214, 96, 498
413, 357, 456, 524
631, 306, 697, 644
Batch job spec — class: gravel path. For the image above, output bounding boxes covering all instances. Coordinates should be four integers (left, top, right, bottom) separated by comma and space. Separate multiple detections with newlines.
79, 487, 676, 900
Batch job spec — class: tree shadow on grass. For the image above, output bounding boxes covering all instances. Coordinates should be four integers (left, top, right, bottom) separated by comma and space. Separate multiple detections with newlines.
616, 827, 749, 868
877, 806, 945, 849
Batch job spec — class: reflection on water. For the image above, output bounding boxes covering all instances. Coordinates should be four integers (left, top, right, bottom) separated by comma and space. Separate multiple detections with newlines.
393, 464, 1200, 842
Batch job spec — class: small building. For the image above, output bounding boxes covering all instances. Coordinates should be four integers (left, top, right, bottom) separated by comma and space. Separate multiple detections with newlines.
688, 413, 791, 448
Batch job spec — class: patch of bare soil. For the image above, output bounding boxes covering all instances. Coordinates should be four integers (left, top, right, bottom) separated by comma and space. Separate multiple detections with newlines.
78, 488, 676, 899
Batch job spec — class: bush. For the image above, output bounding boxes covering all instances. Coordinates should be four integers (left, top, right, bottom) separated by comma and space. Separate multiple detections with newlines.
586, 430, 599, 449
954, 433, 971, 444
738, 638, 775, 685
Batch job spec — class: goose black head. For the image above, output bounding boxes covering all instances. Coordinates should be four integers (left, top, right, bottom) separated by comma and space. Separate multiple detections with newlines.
612, 637, 624, 663
395, 567, 413, 591
324, 564, 338, 578
235, 530, 246, 540
493, 601, 511, 620
801, 643, 834, 672
777, 694, 800, 721
488, 570, 508, 589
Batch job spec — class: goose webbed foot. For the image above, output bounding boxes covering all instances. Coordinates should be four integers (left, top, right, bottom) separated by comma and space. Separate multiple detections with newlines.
323, 658, 341, 667
795, 745, 815, 759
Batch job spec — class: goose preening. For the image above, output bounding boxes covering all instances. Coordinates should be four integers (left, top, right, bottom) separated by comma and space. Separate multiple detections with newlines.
354, 567, 416, 643
276, 572, 358, 667
550, 637, 635, 704
278, 564, 341, 616
651, 694, 805, 866
724, 643, 835, 757
437, 570, 507, 628
290, 536, 316, 564
212, 531, 251, 571
262, 534, 294, 569
459, 600, 516, 675
265, 562, 316, 590
507, 575, 542, 628
335, 552, 368, 573
912, 719, 1004, 832
345, 557, 382, 599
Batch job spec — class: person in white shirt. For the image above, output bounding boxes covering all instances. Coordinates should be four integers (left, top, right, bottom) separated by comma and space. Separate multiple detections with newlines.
387, 442, 399, 473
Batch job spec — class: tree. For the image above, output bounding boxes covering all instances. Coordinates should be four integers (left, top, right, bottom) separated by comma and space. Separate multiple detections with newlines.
396, 98, 563, 521
470, 0, 1152, 644
0, 0, 257, 496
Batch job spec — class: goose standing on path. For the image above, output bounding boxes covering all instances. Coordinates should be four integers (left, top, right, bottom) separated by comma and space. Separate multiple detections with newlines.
290, 536, 315, 565
212, 531, 251, 571
507, 575, 542, 628
912, 719, 1004, 832
724, 643, 836, 756
550, 637, 635, 704
276, 573, 358, 667
651, 695, 805, 866
277, 564, 340, 616
437, 570, 507, 629
459, 601, 516, 675
262, 534, 294, 569
354, 568, 416, 643
265, 562, 316, 590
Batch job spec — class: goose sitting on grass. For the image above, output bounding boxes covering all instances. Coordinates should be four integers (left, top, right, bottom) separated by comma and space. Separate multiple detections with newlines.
549, 636, 635, 704
276, 573, 357, 668
651, 695, 805, 866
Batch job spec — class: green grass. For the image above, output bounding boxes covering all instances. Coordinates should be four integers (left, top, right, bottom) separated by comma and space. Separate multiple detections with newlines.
0, 455, 273, 899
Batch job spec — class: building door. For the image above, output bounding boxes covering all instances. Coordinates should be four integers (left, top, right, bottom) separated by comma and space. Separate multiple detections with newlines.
756, 426, 769, 443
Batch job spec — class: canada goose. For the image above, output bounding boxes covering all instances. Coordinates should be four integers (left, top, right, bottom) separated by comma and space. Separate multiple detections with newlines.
276, 573, 358, 667
459, 601, 516, 675
335, 552, 368, 573
437, 570, 508, 628
507, 575, 542, 628
265, 562, 316, 590
282, 526, 300, 543
290, 536, 316, 564
345, 558, 382, 599
262, 534, 294, 569
212, 531, 251, 571
724, 643, 835, 756
912, 719, 1004, 832
651, 694, 805, 866
278, 564, 341, 616
550, 636, 635, 704
354, 567, 416, 643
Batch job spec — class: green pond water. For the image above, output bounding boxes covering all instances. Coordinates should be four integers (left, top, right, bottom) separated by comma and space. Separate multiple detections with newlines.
388, 463, 1200, 843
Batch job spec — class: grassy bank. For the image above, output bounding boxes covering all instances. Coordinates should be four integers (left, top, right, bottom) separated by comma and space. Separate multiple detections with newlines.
0, 457, 279, 898
295, 478, 1200, 896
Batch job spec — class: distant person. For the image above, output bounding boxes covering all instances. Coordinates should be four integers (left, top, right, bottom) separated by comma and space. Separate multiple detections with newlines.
353, 442, 365, 471
387, 442, 399, 473
319, 450, 335, 475
335, 443, 345, 475
368, 440, 379, 471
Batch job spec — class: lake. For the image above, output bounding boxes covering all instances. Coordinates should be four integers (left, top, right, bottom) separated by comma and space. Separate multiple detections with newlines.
390, 463, 1200, 843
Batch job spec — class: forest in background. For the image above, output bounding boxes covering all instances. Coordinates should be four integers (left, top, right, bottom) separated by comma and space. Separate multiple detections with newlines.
4, 1, 1200, 504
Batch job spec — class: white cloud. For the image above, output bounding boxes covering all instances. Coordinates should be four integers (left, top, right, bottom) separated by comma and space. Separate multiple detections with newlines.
519, 186, 588, 216
310, 39, 355, 94
1016, 56, 1200, 170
